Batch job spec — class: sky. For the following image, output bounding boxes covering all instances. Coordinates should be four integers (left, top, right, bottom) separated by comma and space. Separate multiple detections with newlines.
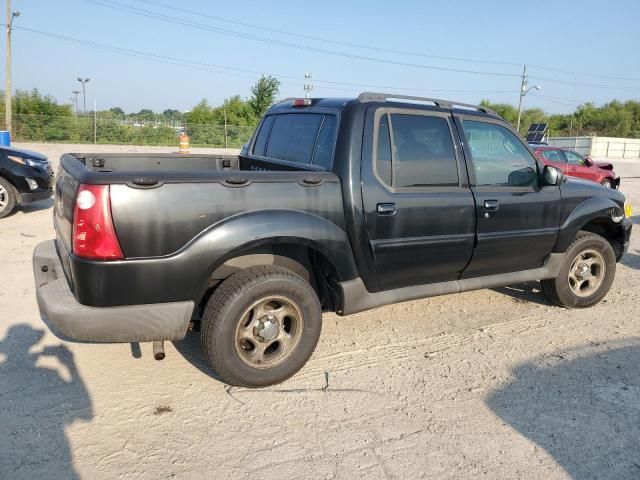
3, 0, 640, 114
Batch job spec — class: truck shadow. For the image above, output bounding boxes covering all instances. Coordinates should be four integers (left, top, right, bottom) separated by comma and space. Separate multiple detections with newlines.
486, 341, 640, 479
0, 324, 93, 479
491, 281, 553, 306
172, 331, 225, 383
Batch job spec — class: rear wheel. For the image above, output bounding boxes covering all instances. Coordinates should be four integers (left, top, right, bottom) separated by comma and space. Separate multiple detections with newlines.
200, 265, 322, 387
601, 178, 613, 189
0, 178, 16, 219
541, 231, 616, 308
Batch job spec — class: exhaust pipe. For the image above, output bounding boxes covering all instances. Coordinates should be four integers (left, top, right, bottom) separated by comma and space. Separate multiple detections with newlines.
153, 341, 165, 361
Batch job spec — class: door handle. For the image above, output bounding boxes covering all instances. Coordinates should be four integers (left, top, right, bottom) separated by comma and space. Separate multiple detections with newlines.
377, 203, 396, 215
483, 200, 499, 212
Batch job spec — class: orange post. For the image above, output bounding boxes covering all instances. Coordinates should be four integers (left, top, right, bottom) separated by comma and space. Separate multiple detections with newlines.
179, 132, 190, 154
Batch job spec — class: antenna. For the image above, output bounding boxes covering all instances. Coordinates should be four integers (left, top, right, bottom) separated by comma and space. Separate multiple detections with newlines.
304, 73, 313, 99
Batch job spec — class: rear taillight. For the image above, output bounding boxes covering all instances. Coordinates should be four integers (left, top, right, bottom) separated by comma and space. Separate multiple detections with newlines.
72, 184, 124, 260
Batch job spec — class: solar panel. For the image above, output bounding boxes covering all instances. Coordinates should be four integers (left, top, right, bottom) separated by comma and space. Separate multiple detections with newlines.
527, 123, 548, 134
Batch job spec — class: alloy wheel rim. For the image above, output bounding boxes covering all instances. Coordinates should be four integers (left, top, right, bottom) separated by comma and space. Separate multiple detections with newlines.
234, 295, 304, 369
568, 249, 605, 297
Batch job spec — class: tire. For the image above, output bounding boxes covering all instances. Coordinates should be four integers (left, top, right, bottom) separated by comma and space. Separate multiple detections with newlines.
0, 177, 17, 219
541, 231, 616, 308
601, 178, 613, 189
200, 265, 322, 387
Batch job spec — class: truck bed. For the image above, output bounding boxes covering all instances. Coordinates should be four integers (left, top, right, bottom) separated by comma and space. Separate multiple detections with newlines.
53, 152, 348, 307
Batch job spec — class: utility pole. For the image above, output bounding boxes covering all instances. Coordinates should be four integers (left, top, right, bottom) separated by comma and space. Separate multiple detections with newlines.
516, 65, 527, 133
77, 77, 90, 113
5, 3, 20, 133
304, 73, 313, 99
516, 64, 541, 133
223, 106, 228, 149
72, 90, 81, 116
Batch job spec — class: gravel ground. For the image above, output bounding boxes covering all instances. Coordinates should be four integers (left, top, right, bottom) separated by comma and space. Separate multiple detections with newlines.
1, 143, 639, 480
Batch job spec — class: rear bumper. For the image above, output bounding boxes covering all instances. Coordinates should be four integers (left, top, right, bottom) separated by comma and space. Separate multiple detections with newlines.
33, 240, 194, 343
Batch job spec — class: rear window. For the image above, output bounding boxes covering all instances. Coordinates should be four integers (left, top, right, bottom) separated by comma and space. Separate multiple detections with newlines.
253, 113, 338, 167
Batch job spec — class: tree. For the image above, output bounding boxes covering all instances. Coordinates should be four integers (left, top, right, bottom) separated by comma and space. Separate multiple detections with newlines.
248, 75, 281, 119
110, 106, 125, 116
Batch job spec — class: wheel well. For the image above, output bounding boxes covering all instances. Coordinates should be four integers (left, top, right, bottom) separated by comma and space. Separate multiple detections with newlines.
198, 245, 341, 318
580, 219, 624, 259
0, 173, 19, 193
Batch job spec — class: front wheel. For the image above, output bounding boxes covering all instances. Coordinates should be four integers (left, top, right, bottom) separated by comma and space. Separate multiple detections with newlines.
601, 178, 614, 189
541, 231, 616, 308
200, 265, 322, 387
0, 178, 17, 219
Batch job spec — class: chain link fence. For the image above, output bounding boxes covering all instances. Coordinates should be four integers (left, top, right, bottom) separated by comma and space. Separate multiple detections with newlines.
0, 114, 255, 148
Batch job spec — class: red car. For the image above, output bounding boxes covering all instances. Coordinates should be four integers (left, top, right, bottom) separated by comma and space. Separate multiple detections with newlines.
531, 146, 620, 189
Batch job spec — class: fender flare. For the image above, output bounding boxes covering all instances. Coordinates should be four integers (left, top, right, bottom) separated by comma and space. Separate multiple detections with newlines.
185, 209, 359, 301
553, 196, 620, 252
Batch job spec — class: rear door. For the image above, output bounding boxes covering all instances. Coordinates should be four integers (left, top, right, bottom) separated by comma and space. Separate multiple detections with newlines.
361, 106, 476, 290
456, 116, 561, 278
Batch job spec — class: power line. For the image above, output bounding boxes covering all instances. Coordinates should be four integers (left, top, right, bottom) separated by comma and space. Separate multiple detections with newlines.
80, 0, 522, 78
136, 0, 640, 84
528, 75, 639, 92
529, 92, 582, 108
12, 25, 516, 96
137, 0, 523, 68
528, 64, 640, 83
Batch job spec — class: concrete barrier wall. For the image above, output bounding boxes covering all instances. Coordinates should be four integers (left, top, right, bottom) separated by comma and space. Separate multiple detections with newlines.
548, 136, 640, 160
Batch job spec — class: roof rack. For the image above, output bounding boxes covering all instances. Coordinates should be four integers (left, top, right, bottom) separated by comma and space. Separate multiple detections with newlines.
357, 92, 498, 116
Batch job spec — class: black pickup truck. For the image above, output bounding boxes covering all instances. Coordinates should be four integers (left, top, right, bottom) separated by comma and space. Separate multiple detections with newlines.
33, 93, 632, 387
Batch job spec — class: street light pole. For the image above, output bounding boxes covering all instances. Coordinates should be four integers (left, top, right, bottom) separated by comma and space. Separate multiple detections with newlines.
4, 3, 20, 133
77, 77, 90, 113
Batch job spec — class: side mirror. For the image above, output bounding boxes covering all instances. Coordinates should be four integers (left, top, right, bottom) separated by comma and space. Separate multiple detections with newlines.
584, 157, 594, 167
542, 165, 563, 186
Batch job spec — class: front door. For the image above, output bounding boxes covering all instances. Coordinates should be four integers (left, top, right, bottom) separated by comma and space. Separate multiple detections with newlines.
456, 116, 562, 278
361, 106, 476, 290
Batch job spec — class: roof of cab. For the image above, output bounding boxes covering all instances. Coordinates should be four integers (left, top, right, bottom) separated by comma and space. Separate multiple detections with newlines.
269, 92, 500, 119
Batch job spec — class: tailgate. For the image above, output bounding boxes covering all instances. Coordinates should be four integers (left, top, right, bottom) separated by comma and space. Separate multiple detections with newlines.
53, 160, 80, 284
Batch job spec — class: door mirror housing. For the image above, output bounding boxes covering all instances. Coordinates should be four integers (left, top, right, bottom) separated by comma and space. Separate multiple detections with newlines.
584, 157, 594, 167
542, 165, 563, 186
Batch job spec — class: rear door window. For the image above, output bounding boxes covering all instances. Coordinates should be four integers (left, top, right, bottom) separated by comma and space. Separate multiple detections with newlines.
390, 114, 459, 187
373, 111, 459, 188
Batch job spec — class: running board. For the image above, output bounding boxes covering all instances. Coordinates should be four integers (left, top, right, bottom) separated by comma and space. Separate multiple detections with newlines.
337, 253, 564, 316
